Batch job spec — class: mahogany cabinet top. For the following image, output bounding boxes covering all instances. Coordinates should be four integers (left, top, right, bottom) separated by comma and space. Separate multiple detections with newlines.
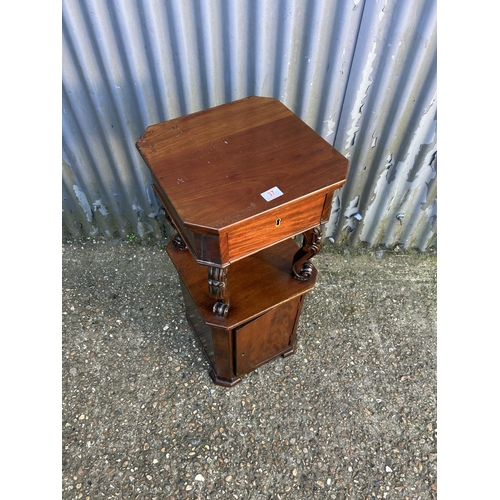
136, 96, 349, 232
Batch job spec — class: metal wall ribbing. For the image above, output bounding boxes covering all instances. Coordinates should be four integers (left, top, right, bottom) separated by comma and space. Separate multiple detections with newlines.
62, 0, 437, 250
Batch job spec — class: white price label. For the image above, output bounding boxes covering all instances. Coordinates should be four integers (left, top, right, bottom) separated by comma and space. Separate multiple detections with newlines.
260, 186, 284, 202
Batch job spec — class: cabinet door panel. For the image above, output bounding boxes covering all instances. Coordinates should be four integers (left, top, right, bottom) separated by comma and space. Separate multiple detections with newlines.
235, 296, 301, 376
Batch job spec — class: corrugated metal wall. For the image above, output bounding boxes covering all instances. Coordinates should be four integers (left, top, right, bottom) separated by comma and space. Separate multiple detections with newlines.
62, 0, 437, 250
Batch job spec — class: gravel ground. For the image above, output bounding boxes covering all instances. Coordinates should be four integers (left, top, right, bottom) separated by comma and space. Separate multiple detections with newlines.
62, 237, 437, 500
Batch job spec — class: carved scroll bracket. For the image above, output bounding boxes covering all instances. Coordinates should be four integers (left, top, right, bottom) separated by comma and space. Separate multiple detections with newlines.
292, 226, 323, 281
208, 266, 230, 317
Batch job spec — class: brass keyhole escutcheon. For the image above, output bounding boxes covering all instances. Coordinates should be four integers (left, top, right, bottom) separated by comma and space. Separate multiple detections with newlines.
276, 218, 282, 227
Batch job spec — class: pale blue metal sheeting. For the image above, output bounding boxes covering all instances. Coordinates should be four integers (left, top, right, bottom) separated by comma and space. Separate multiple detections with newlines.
62, 0, 436, 250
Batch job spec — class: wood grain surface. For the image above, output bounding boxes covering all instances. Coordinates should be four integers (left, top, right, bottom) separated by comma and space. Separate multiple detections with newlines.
166, 236, 317, 329
137, 96, 349, 231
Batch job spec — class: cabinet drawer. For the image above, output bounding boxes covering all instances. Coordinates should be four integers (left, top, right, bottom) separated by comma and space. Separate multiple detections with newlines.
226, 192, 327, 262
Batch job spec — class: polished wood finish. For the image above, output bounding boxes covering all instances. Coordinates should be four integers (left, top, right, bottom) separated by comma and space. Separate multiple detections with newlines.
207, 266, 230, 318
234, 295, 303, 376
225, 192, 327, 262
136, 96, 349, 384
167, 237, 316, 330
292, 226, 323, 281
169, 236, 315, 386
137, 96, 349, 268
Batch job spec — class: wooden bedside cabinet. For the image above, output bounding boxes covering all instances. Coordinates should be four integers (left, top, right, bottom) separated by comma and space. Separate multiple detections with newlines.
136, 96, 349, 386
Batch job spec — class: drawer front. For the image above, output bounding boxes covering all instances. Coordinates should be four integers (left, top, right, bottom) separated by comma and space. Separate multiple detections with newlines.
226, 192, 327, 262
